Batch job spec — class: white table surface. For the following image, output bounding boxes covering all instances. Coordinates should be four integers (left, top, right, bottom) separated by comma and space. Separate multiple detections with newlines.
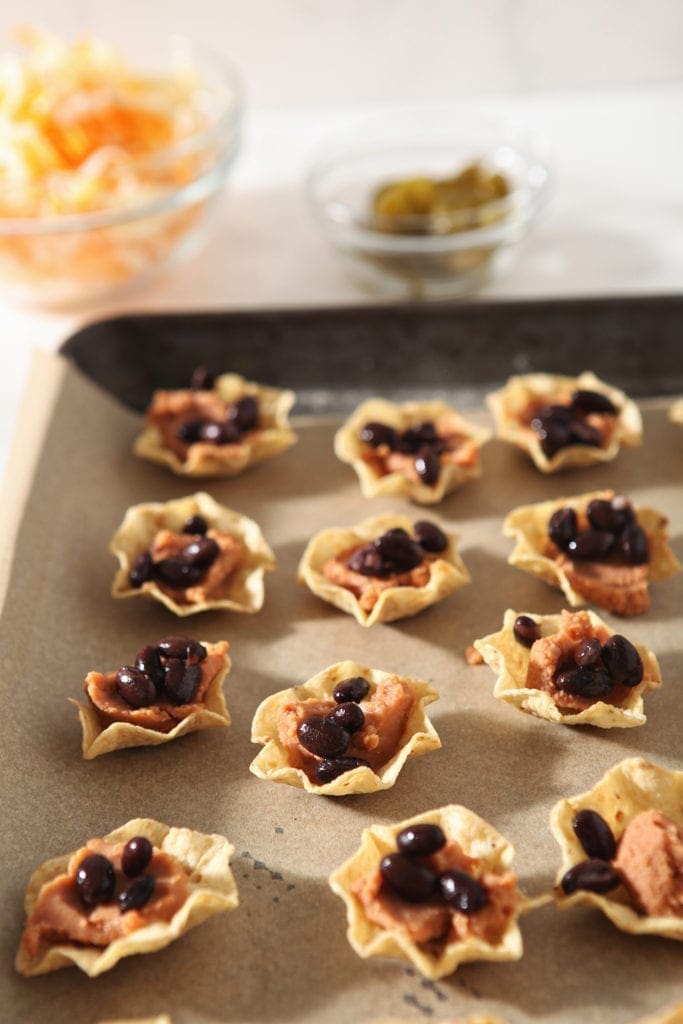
1, 85, 682, 477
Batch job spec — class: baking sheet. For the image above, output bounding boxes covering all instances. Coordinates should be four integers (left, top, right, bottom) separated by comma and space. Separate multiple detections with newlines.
1, 355, 682, 1024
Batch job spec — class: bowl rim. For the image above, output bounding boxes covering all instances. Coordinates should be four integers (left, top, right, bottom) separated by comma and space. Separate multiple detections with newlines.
305, 108, 552, 253
0, 38, 243, 236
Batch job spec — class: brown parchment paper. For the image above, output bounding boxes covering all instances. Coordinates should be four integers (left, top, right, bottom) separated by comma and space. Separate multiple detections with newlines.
0, 354, 682, 1024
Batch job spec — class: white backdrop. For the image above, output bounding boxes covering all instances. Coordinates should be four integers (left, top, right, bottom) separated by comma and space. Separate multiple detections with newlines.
6, 0, 683, 108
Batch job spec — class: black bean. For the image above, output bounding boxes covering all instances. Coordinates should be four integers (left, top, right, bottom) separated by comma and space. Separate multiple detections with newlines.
199, 420, 241, 445
561, 859, 621, 895
314, 756, 370, 783
535, 404, 573, 424
333, 677, 370, 704
134, 644, 165, 688
513, 615, 540, 648
164, 661, 202, 704
531, 415, 571, 457
359, 421, 397, 449
567, 529, 615, 561
586, 498, 623, 533
380, 853, 437, 903
396, 824, 446, 858
601, 635, 644, 687
186, 639, 208, 663
619, 523, 649, 565
569, 420, 602, 447
571, 389, 617, 416
157, 635, 205, 660
611, 494, 635, 526
75, 853, 115, 907
548, 508, 578, 550
555, 667, 614, 699
121, 836, 153, 877
163, 658, 184, 694
119, 875, 155, 913
327, 702, 365, 733
414, 448, 440, 486
182, 537, 219, 568
297, 716, 350, 759
182, 514, 208, 535
413, 520, 448, 553
347, 544, 387, 577
152, 558, 204, 588
176, 418, 206, 444
115, 666, 157, 708
397, 422, 438, 454
228, 396, 259, 433
572, 810, 616, 861
439, 869, 488, 913
129, 551, 153, 588
190, 366, 215, 390
574, 637, 603, 668
374, 531, 424, 573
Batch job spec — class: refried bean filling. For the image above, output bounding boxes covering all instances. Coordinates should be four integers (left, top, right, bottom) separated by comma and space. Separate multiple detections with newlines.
21, 836, 189, 958
359, 416, 479, 487
145, 367, 262, 459
322, 522, 448, 613
523, 387, 619, 458
128, 516, 245, 601
561, 807, 683, 918
352, 823, 520, 949
520, 610, 644, 713
86, 636, 228, 732
545, 494, 652, 616
276, 674, 415, 785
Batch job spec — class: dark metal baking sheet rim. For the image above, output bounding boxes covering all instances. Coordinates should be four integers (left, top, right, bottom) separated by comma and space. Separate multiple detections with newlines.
59, 293, 683, 413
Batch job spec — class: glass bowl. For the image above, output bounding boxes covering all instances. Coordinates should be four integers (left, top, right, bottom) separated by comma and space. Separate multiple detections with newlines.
0, 37, 242, 308
306, 109, 552, 299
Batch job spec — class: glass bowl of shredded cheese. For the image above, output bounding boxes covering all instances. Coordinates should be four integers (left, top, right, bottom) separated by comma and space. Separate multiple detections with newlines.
0, 27, 242, 307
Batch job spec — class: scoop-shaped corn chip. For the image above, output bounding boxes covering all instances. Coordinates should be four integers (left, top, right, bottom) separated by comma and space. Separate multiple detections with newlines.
334, 398, 489, 504
474, 609, 661, 727
72, 640, 231, 758
504, 490, 680, 616
487, 371, 642, 472
16, 818, 238, 976
551, 758, 683, 938
134, 373, 296, 477
111, 491, 275, 616
670, 400, 683, 427
250, 660, 440, 795
330, 805, 526, 979
298, 513, 470, 626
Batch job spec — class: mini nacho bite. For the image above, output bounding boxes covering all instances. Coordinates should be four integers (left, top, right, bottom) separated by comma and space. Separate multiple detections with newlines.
551, 758, 683, 939
16, 818, 238, 977
487, 371, 642, 472
111, 492, 275, 616
334, 398, 489, 504
474, 609, 661, 728
73, 635, 231, 758
329, 805, 524, 979
298, 514, 470, 626
134, 368, 296, 477
504, 490, 680, 616
250, 661, 440, 795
